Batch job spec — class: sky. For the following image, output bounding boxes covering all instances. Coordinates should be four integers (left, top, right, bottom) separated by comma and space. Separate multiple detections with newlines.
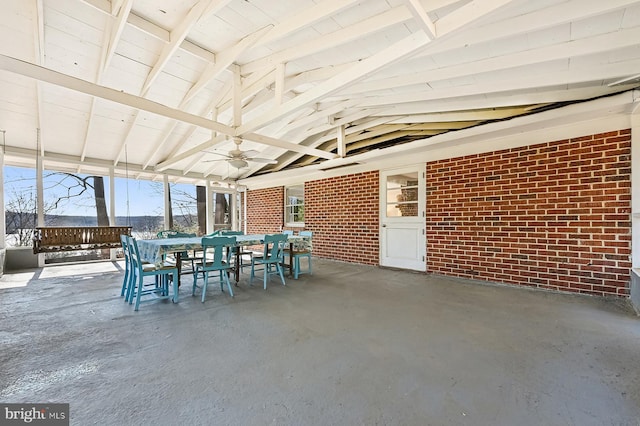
2, 165, 189, 217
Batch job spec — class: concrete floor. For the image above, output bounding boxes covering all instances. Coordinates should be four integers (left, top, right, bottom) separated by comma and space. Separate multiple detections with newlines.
1, 259, 639, 426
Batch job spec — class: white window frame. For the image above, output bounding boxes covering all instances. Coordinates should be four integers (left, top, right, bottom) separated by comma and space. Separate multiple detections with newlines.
284, 184, 305, 227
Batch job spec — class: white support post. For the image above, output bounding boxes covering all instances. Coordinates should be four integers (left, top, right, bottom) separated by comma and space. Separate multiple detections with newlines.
36, 137, 44, 267
109, 167, 116, 260
631, 111, 640, 313
232, 64, 242, 128
337, 124, 346, 157
231, 187, 238, 231
109, 167, 116, 224
243, 190, 247, 234
631, 113, 640, 269
163, 174, 171, 230
206, 180, 214, 234
0, 141, 5, 252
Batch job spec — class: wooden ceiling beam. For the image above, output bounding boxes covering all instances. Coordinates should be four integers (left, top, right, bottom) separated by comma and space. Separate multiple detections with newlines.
255, 0, 362, 48
0, 54, 236, 134
241, 6, 412, 75
345, 25, 640, 96
237, 31, 433, 135
182, 25, 272, 105
357, 58, 640, 107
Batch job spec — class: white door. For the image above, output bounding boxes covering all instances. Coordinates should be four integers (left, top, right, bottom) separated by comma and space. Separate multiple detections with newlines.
379, 166, 426, 271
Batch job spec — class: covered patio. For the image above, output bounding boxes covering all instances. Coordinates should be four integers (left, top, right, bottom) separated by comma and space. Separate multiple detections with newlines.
1, 259, 639, 425
2, 1, 640, 424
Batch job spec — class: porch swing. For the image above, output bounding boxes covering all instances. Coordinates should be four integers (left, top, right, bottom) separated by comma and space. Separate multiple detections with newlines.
32, 133, 132, 254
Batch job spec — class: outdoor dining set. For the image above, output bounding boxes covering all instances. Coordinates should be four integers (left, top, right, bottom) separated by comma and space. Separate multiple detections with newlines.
118, 230, 313, 311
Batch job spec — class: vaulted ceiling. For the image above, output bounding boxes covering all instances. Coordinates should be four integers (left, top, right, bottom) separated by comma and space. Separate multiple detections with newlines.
1, 0, 639, 185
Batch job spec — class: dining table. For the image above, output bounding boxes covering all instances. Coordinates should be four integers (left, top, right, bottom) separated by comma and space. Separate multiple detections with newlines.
135, 233, 312, 286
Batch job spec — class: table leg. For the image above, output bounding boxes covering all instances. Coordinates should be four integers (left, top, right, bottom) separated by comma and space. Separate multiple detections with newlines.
234, 248, 240, 286
288, 242, 294, 276
175, 252, 182, 287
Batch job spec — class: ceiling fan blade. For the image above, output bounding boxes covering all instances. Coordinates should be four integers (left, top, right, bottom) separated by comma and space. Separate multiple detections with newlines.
203, 150, 232, 159
242, 149, 260, 158
202, 158, 229, 163
248, 157, 277, 164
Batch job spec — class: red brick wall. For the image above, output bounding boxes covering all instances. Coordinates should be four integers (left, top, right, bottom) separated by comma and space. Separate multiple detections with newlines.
426, 130, 631, 297
246, 187, 284, 234
305, 171, 379, 264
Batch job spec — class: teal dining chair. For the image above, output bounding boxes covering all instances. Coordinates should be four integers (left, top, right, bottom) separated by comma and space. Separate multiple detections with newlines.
127, 236, 179, 311
292, 231, 313, 279
192, 236, 236, 302
120, 234, 156, 302
119, 234, 133, 299
250, 233, 287, 290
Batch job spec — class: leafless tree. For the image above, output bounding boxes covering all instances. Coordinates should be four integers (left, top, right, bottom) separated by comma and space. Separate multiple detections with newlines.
5, 189, 60, 246
45, 172, 109, 225
4, 172, 108, 247
150, 182, 203, 234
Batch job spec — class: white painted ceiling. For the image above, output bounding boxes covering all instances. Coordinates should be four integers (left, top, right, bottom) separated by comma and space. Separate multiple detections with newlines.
0, 0, 639, 185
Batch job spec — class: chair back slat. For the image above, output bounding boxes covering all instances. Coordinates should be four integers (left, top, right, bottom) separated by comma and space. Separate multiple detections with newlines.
127, 236, 145, 273
263, 234, 287, 262
220, 230, 244, 236
168, 231, 196, 238
157, 230, 196, 239
201, 236, 236, 267
120, 234, 130, 261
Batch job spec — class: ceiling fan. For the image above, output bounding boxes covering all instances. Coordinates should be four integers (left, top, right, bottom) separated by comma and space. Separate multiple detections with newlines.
204, 136, 277, 168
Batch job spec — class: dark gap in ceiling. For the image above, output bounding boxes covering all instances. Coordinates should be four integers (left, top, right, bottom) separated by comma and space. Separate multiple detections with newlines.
248, 87, 639, 178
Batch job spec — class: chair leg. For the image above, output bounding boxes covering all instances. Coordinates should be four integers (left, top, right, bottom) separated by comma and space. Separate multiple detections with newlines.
201, 272, 209, 303
121, 264, 129, 297
127, 271, 137, 304
134, 279, 143, 311
171, 272, 179, 303
277, 263, 286, 286
224, 271, 234, 297
263, 264, 268, 290
192, 268, 199, 296
294, 257, 300, 279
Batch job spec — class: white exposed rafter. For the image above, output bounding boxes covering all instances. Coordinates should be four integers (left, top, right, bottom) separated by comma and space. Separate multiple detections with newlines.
345, 26, 640, 96
80, 0, 216, 62
33, 0, 45, 156
358, 59, 640, 107
182, 25, 272, 105
156, 134, 227, 171
238, 31, 432, 135
406, 0, 436, 39
238, 0, 513, 136
256, 0, 361, 48
241, 5, 412, 75
101, 0, 132, 75
243, 133, 337, 160
81, 0, 133, 167
141, 0, 233, 96
0, 54, 235, 134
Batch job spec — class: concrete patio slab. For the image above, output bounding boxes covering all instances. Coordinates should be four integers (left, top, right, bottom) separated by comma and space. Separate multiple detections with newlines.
1, 259, 639, 425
